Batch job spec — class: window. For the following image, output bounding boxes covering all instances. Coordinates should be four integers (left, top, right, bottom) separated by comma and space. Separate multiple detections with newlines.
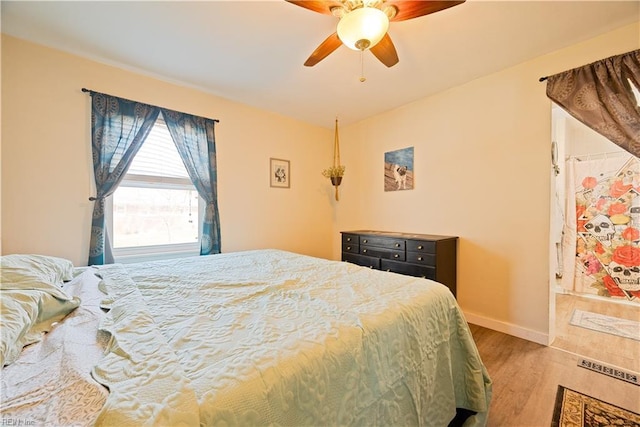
106, 116, 202, 262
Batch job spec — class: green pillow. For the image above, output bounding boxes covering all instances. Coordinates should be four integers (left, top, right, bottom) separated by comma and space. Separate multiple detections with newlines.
0, 254, 81, 366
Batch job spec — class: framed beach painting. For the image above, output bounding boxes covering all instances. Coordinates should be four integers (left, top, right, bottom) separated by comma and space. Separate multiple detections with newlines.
384, 147, 414, 191
270, 158, 290, 188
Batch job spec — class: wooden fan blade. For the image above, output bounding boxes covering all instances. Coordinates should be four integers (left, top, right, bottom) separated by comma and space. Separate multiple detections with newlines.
386, 0, 465, 22
370, 33, 399, 68
304, 32, 343, 66
285, 0, 342, 16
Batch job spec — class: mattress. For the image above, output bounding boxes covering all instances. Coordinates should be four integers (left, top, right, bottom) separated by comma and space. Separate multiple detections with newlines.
91, 249, 492, 426
1, 249, 491, 426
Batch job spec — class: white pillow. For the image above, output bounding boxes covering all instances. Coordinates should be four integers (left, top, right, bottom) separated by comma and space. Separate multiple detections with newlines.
0, 254, 80, 366
1, 254, 75, 290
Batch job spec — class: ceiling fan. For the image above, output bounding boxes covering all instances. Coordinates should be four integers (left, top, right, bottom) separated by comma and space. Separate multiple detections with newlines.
286, 0, 466, 68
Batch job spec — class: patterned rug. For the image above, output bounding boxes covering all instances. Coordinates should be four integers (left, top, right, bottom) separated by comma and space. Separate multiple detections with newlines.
569, 309, 640, 341
551, 385, 640, 427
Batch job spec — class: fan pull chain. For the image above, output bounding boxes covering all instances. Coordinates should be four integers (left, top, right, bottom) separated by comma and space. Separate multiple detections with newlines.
360, 51, 366, 82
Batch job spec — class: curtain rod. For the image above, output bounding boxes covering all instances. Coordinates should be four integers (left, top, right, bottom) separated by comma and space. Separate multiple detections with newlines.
81, 87, 220, 123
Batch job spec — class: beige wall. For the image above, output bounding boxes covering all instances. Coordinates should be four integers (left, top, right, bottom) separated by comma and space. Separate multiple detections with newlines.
2, 23, 638, 344
1, 35, 334, 265
334, 23, 639, 344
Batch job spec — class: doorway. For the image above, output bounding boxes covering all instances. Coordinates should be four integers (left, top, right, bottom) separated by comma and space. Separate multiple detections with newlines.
549, 106, 640, 374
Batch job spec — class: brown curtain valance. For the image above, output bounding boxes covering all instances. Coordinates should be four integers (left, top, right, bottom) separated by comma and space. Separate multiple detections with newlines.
545, 49, 640, 157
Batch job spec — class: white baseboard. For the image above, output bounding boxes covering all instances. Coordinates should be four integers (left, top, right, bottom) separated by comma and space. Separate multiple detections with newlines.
462, 310, 550, 346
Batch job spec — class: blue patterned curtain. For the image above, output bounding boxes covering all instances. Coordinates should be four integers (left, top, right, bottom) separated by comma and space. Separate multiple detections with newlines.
88, 93, 160, 265
161, 108, 221, 255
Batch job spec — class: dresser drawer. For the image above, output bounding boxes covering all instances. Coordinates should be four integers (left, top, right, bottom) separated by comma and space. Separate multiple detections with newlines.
406, 239, 436, 253
381, 259, 436, 280
406, 252, 435, 266
342, 243, 359, 254
342, 233, 359, 245
361, 246, 405, 261
359, 236, 405, 250
342, 252, 380, 269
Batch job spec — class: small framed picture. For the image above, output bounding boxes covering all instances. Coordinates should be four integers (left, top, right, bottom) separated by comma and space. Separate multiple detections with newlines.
270, 158, 290, 188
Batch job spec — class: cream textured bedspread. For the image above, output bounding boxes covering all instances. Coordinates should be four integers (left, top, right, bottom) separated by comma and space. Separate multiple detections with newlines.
94, 249, 492, 426
0, 269, 109, 426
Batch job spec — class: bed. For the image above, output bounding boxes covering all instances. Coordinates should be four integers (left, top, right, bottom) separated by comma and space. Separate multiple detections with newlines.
1, 249, 492, 426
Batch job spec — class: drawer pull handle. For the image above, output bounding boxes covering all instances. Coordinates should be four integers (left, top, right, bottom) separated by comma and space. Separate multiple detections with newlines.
347, 246, 351, 250
394, 254, 399, 258
363, 249, 367, 253
395, 243, 400, 248
418, 256, 423, 261
363, 239, 368, 243
386, 269, 391, 272
369, 266, 374, 269
347, 237, 351, 242
417, 245, 423, 250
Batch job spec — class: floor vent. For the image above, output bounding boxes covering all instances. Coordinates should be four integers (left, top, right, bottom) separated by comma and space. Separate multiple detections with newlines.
577, 358, 639, 387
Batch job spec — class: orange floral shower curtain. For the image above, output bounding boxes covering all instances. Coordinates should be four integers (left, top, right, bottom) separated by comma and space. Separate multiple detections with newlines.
562, 154, 640, 301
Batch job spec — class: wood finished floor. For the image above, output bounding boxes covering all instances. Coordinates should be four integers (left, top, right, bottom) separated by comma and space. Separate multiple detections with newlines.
551, 293, 640, 373
469, 324, 640, 427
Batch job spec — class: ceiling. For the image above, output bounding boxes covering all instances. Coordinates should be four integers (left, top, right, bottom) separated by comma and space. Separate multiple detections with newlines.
2, 1, 638, 129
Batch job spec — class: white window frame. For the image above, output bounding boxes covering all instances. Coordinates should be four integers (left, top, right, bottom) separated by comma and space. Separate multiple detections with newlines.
105, 174, 203, 264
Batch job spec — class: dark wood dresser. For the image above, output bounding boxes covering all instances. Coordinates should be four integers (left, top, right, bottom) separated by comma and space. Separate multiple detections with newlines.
341, 230, 458, 297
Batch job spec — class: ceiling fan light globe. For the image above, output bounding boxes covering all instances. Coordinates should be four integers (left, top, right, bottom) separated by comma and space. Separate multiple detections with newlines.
337, 7, 389, 51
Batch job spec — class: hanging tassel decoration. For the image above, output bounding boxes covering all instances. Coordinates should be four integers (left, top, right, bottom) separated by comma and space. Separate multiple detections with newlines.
333, 118, 341, 201
322, 117, 345, 201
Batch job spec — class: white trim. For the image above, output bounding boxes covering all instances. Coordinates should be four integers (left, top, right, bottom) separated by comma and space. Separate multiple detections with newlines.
120, 174, 193, 189
554, 287, 640, 307
115, 248, 199, 264
462, 310, 550, 346
115, 242, 199, 257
